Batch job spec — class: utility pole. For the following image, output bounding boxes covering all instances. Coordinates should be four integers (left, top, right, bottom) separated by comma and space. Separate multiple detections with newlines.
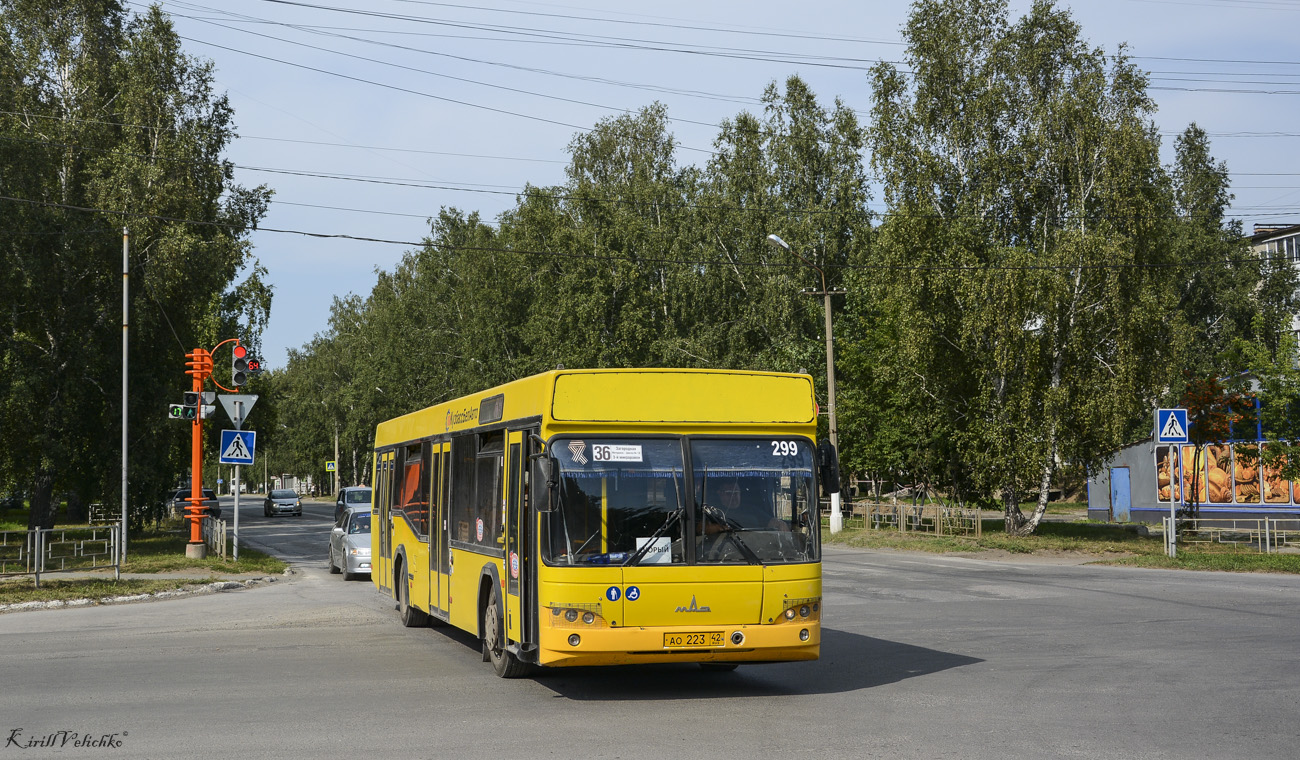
121, 229, 129, 563
766, 233, 847, 532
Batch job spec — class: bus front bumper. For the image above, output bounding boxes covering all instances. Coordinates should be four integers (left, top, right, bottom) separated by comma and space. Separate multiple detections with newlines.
536, 621, 820, 668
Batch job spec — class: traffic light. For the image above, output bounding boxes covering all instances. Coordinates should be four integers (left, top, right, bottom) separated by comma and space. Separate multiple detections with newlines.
169, 403, 197, 421
232, 344, 249, 387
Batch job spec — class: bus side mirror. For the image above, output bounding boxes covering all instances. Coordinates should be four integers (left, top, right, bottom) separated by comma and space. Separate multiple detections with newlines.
529, 434, 559, 513
533, 456, 559, 513
817, 440, 841, 497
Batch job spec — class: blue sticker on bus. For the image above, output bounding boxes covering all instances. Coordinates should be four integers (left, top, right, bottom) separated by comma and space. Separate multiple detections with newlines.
626, 586, 640, 601
606, 586, 621, 601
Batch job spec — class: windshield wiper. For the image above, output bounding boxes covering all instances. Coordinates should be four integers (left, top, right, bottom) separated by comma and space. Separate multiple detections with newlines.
623, 507, 683, 567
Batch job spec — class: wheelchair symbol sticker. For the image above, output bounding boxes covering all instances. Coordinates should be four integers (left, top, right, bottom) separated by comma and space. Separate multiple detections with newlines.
626, 586, 640, 601
606, 586, 621, 601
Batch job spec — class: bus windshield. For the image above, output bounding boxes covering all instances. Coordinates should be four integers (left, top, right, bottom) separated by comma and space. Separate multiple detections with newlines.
545, 439, 687, 566
693, 438, 818, 565
542, 437, 819, 566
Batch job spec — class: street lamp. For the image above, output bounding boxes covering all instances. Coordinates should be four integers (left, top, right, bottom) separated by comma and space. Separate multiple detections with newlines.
766, 233, 847, 532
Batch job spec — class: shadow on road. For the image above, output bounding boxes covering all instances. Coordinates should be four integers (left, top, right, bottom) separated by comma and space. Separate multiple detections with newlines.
520, 627, 981, 700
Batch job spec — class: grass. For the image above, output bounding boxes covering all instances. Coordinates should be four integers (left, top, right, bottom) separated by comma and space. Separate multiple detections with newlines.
0, 519, 288, 606
0, 577, 225, 606
824, 518, 1300, 574
122, 529, 286, 574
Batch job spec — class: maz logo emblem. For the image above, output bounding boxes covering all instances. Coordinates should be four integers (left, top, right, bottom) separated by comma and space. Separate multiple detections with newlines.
675, 595, 711, 613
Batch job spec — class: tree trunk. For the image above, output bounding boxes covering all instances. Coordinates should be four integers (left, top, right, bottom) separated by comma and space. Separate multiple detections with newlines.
1003, 489, 1026, 534
27, 470, 56, 531
66, 491, 85, 524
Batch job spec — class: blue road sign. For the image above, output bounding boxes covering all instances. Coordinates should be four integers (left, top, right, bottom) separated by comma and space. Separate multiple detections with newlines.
219, 430, 256, 465
605, 586, 621, 602
1156, 408, 1189, 444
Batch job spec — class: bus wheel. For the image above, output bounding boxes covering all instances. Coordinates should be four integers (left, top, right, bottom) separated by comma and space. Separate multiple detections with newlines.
397, 563, 428, 628
483, 586, 528, 678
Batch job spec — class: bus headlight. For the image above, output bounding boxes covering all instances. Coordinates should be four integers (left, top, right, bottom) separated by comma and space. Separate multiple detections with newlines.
546, 605, 608, 628
775, 598, 821, 624
799, 629, 810, 642
568, 634, 581, 647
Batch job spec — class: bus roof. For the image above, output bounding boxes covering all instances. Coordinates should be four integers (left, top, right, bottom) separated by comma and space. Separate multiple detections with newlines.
373, 368, 816, 448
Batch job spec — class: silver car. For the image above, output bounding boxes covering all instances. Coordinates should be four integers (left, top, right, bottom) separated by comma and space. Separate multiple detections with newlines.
334, 485, 372, 523
263, 488, 302, 517
328, 506, 372, 580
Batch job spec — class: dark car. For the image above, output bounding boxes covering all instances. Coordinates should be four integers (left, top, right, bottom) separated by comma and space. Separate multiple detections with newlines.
334, 486, 372, 523
263, 489, 302, 518
167, 488, 221, 520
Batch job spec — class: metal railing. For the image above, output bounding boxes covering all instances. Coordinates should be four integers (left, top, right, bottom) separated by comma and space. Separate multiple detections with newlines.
831, 500, 983, 538
201, 516, 228, 560
1162, 516, 1300, 557
0, 524, 121, 587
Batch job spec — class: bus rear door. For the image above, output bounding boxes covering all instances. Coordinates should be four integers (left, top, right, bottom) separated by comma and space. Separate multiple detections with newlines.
430, 441, 451, 618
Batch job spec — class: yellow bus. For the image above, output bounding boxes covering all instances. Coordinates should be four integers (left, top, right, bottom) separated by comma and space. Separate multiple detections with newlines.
371, 368, 832, 677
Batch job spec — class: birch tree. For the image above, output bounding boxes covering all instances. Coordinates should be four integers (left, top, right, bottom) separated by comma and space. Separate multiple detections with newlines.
861, 0, 1181, 533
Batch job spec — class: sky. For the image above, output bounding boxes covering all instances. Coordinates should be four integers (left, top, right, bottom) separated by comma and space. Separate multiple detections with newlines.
146, 0, 1300, 369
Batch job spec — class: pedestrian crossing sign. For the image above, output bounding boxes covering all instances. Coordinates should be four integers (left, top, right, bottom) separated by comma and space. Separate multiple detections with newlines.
219, 430, 256, 465
1155, 408, 1189, 444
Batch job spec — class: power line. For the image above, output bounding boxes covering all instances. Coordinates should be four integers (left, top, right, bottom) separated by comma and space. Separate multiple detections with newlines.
2, 193, 1283, 275
0, 107, 567, 163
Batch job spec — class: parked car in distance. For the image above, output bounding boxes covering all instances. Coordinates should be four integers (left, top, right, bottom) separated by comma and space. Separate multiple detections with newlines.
328, 506, 372, 580
334, 486, 372, 523
263, 488, 302, 518
167, 488, 221, 520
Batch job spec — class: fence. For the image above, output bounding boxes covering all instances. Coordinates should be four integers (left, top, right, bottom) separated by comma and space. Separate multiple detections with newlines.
1161, 516, 1300, 557
830, 500, 983, 538
88, 502, 115, 524
0, 524, 121, 587
201, 516, 228, 560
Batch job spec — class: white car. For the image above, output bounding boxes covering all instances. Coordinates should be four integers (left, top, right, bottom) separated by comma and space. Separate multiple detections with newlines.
328, 506, 371, 581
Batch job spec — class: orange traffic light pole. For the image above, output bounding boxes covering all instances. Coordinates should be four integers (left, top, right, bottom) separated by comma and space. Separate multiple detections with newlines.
183, 340, 242, 558
184, 348, 213, 556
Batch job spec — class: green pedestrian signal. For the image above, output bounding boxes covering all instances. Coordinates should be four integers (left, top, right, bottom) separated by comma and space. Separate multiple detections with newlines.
169, 403, 197, 421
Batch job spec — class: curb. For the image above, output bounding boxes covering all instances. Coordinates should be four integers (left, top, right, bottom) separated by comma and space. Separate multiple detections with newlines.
0, 567, 298, 614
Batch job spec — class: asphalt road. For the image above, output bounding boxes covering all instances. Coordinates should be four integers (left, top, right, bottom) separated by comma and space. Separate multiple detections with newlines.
2, 500, 1299, 759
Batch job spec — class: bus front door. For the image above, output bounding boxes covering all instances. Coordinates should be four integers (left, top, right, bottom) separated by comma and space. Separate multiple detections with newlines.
505, 430, 534, 648
375, 449, 395, 595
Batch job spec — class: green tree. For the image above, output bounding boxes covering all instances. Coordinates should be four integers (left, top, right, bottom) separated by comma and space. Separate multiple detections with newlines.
0, 0, 270, 528
1170, 124, 1287, 375
860, 0, 1184, 534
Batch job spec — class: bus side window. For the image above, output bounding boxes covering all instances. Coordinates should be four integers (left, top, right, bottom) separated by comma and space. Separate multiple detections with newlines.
476, 432, 505, 548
